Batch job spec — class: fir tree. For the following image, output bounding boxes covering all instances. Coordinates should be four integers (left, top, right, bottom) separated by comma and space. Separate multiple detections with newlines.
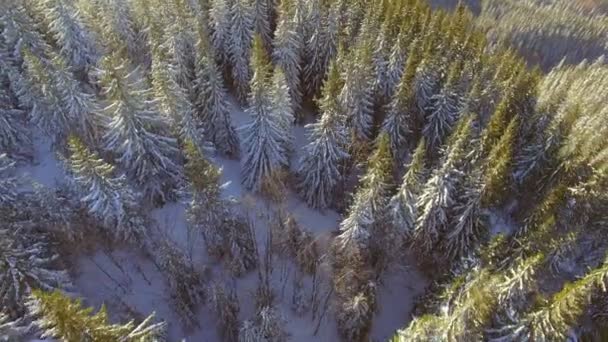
28, 289, 166, 341
0, 313, 25, 341
270, 67, 295, 153
482, 117, 519, 207
0, 154, 19, 207
340, 40, 375, 141
209, 0, 231, 63
228, 0, 254, 103
413, 115, 473, 253
251, 0, 272, 51
195, 42, 239, 156
272, 0, 304, 115
297, 62, 349, 209
0, 78, 31, 159
65, 136, 144, 241
388, 139, 427, 240
0, 228, 71, 319
97, 52, 182, 204
240, 36, 290, 191
162, 0, 197, 90
37, 0, 99, 70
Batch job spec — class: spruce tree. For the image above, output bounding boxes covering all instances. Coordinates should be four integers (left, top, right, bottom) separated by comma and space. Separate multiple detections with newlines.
272, 0, 304, 115
209, 0, 231, 64
28, 290, 166, 341
37, 0, 99, 70
195, 41, 239, 156
240, 35, 290, 191
0, 86, 31, 159
0, 154, 19, 207
0, 228, 71, 319
0, 313, 25, 341
228, 0, 254, 103
270, 67, 295, 153
482, 117, 519, 207
388, 139, 427, 240
97, 52, 182, 204
251, 0, 272, 51
65, 136, 144, 242
297, 62, 349, 209
162, 0, 197, 90
413, 115, 473, 253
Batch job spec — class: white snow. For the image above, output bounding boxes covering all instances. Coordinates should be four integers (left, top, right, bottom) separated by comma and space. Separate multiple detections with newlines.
20, 98, 427, 341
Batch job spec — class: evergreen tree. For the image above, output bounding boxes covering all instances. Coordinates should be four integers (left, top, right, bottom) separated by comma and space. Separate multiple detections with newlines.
240, 36, 290, 191
297, 62, 349, 209
209, 0, 231, 63
162, 0, 197, 90
97, 52, 182, 204
251, 0, 272, 51
388, 139, 427, 240
36, 0, 99, 70
381, 38, 422, 154
482, 117, 519, 207
272, 0, 304, 115
0, 0, 50, 61
228, 0, 254, 103
96, 0, 139, 60
28, 289, 166, 341
413, 115, 473, 253
0, 86, 31, 159
423, 61, 463, 156
65, 136, 145, 241
0, 313, 25, 341
340, 39, 375, 141
195, 40, 239, 156
0, 228, 71, 319
0, 154, 19, 207
270, 67, 295, 153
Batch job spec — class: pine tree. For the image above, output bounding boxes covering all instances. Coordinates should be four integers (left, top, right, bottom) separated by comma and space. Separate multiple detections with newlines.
240, 36, 290, 191
66, 136, 145, 242
482, 117, 519, 207
251, 0, 272, 51
162, 0, 197, 90
270, 67, 295, 153
0, 0, 50, 62
381, 38, 422, 154
423, 61, 463, 156
388, 139, 427, 240
209, 0, 231, 64
0, 154, 19, 207
97, 52, 182, 204
96, 0, 139, 60
28, 289, 166, 341
37, 0, 99, 70
228, 0, 254, 103
480, 91, 515, 157
0, 312, 25, 341
209, 283, 240, 342
297, 62, 349, 209
195, 41, 239, 156
0, 81, 30, 159
413, 115, 473, 253
272, 0, 304, 115
340, 39, 375, 141
0, 228, 71, 319
20, 48, 71, 142
184, 140, 230, 257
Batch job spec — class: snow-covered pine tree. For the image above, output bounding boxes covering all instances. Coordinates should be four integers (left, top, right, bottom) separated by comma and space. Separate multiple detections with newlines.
0, 312, 25, 341
36, 0, 99, 70
97, 52, 182, 204
183, 140, 230, 257
209, 0, 231, 64
423, 60, 464, 157
162, 0, 197, 91
240, 35, 289, 191
481, 117, 519, 207
20, 48, 71, 143
385, 29, 409, 101
0, 154, 19, 207
0, 84, 31, 160
209, 283, 240, 342
413, 114, 474, 254
297, 62, 349, 209
340, 39, 375, 142
0, 0, 50, 62
251, 0, 272, 52
65, 136, 145, 242
270, 67, 295, 153
50, 53, 102, 146
371, 20, 391, 102
228, 0, 254, 103
151, 237, 205, 329
388, 139, 427, 241
96, 0, 139, 61
28, 289, 166, 341
272, 0, 304, 116
414, 15, 443, 118
257, 306, 289, 342
0, 228, 71, 319
380, 37, 422, 154
194, 35, 239, 156
150, 38, 205, 151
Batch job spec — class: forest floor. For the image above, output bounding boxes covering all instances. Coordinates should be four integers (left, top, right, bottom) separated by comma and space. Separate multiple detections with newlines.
18, 97, 428, 341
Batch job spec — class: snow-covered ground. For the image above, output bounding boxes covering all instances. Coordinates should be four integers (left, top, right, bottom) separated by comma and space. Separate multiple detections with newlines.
19, 98, 428, 341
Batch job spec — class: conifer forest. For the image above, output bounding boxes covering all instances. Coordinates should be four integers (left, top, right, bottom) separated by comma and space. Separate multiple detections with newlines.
1, 0, 608, 340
